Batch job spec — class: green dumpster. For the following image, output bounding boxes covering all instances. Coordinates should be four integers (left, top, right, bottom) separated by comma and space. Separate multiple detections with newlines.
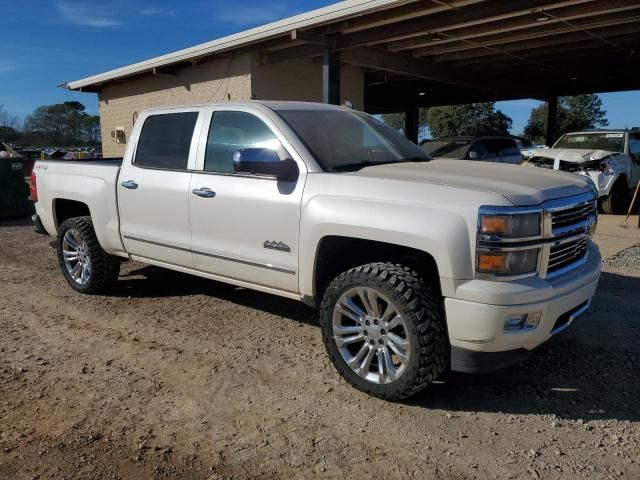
0, 157, 33, 219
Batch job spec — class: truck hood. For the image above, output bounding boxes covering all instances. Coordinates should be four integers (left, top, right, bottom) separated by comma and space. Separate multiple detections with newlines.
529, 148, 617, 163
353, 160, 594, 206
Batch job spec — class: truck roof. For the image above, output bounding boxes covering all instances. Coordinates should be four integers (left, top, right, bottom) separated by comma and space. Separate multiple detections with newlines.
142, 100, 351, 114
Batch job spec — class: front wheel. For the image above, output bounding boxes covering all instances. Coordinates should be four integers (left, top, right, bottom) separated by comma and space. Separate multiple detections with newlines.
57, 216, 120, 294
319, 262, 449, 400
600, 178, 628, 215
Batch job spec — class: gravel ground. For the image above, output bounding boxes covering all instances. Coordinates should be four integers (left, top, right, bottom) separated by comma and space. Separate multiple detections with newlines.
1, 218, 639, 480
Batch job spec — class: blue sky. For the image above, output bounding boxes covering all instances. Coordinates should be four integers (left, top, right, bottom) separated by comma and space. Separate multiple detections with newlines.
1, 0, 639, 135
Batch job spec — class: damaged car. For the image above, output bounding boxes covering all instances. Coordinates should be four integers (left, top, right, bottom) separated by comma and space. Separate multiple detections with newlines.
525, 130, 640, 214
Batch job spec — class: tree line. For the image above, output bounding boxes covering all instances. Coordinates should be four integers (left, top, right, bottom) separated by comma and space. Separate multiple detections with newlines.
382, 94, 609, 143
0, 102, 100, 147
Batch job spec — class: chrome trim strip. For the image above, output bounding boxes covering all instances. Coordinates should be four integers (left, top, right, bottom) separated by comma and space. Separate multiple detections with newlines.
551, 299, 592, 335
122, 235, 296, 275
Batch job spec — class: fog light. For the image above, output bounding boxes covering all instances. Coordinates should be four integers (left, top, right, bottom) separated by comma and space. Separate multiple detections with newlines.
504, 312, 542, 333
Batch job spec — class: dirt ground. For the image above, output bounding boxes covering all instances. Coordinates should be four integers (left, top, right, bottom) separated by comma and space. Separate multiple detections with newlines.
1, 218, 639, 480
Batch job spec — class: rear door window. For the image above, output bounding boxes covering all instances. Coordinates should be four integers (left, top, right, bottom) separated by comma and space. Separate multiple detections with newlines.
135, 112, 199, 170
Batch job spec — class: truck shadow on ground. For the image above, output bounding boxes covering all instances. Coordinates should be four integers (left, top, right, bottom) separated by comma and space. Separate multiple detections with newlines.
114, 266, 639, 423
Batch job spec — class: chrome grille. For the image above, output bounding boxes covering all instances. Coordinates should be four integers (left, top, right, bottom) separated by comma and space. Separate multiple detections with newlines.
547, 236, 590, 274
550, 200, 597, 231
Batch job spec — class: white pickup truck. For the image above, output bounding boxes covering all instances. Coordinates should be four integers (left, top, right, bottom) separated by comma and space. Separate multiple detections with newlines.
525, 129, 640, 214
32, 101, 601, 400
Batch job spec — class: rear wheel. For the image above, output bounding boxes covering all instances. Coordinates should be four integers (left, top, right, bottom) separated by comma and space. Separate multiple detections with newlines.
319, 262, 448, 401
57, 216, 120, 294
600, 178, 628, 214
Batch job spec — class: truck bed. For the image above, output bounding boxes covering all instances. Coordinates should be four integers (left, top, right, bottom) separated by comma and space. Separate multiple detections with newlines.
33, 158, 125, 254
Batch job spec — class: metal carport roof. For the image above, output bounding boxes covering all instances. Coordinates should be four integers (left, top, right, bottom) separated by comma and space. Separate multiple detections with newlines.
65, 0, 640, 123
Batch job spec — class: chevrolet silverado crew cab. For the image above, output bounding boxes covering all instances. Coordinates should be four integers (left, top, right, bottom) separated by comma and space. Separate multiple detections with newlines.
525, 129, 640, 214
31, 101, 601, 400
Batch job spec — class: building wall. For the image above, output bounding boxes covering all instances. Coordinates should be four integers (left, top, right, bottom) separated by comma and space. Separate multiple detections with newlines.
98, 54, 253, 157
98, 53, 365, 157
251, 56, 364, 110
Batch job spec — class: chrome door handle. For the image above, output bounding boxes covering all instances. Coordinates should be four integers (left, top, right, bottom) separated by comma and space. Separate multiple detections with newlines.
192, 188, 216, 198
121, 180, 139, 190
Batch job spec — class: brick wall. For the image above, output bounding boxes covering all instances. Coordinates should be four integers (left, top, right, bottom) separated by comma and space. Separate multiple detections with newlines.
97, 53, 365, 157
98, 54, 253, 157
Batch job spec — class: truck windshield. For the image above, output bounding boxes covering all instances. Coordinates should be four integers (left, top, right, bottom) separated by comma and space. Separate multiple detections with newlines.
554, 133, 624, 152
276, 109, 430, 172
421, 139, 471, 158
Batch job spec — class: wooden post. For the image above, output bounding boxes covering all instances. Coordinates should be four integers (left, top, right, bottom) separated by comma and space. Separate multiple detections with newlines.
405, 105, 419, 144
323, 49, 341, 105
546, 96, 558, 147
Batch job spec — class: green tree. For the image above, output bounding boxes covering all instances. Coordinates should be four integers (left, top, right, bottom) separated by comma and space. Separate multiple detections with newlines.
24, 101, 89, 146
381, 109, 430, 139
82, 115, 101, 145
524, 94, 608, 144
0, 126, 19, 143
426, 103, 512, 138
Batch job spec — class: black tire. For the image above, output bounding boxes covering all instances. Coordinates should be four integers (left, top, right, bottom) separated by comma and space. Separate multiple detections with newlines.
600, 178, 628, 215
319, 262, 449, 401
56, 216, 120, 294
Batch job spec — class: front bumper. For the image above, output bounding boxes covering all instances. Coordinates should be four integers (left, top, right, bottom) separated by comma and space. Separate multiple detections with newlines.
446, 244, 601, 372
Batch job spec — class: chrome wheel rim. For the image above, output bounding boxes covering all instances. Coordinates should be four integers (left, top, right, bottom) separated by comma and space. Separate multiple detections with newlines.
332, 287, 410, 385
62, 229, 91, 286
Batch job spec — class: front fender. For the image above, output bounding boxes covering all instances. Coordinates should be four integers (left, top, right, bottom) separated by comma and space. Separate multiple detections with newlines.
298, 195, 476, 299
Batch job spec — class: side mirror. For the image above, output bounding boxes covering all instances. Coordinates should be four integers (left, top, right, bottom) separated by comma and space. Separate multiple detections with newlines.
233, 148, 299, 182
468, 151, 479, 160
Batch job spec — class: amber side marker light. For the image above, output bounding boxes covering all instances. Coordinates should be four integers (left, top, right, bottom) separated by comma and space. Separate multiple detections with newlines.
480, 215, 509, 235
478, 253, 506, 272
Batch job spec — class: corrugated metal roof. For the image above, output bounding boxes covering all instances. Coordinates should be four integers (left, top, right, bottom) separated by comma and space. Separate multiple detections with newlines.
66, 0, 403, 90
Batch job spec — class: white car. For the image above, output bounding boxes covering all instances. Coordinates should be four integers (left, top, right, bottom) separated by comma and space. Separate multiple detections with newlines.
31, 101, 600, 400
525, 130, 640, 214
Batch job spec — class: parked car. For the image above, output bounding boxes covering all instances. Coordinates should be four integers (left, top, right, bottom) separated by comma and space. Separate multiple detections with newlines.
31, 101, 600, 400
513, 136, 545, 159
524, 129, 640, 214
422, 136, 524, 164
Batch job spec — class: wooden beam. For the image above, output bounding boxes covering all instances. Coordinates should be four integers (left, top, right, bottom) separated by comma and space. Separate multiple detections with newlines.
386, 0, 637, 52
453, 36, 639, 67
341, 46, 487, 91
410, 10, 640, 58
432, 22, 640, 63
323, 0, 482, 35
290, 29, 328, 46
334, 0, 593, 49
260, 44, 325, 65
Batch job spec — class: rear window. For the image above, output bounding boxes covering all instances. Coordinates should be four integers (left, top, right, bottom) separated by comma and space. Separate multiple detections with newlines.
422, 139, 471, 158
135, 112, 199, 170
484, 138, 520, 156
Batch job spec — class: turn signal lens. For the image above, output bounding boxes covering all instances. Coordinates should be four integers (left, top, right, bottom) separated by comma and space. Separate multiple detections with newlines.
480, 216, 509, 235
479, 212, 541, 238
477, 250, 539, 276
478, 253, 506, 272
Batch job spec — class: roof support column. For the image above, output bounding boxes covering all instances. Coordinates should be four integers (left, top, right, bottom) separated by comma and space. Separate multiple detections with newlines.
323, 49, 341, 105
405, 105, 420, 144
546, 96, 558, 147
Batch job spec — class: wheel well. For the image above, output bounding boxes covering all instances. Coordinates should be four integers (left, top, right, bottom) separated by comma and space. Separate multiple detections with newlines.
53, 199, 90, 227
313, 236, 440, 304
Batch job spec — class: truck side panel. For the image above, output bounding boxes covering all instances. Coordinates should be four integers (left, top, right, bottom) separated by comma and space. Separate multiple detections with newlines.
34, 161, 126, 255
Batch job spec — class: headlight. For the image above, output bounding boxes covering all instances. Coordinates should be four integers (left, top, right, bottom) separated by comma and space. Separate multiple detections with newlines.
477, 249, 539, 276
581, 159, 606, 172
479, 211, 541, 239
